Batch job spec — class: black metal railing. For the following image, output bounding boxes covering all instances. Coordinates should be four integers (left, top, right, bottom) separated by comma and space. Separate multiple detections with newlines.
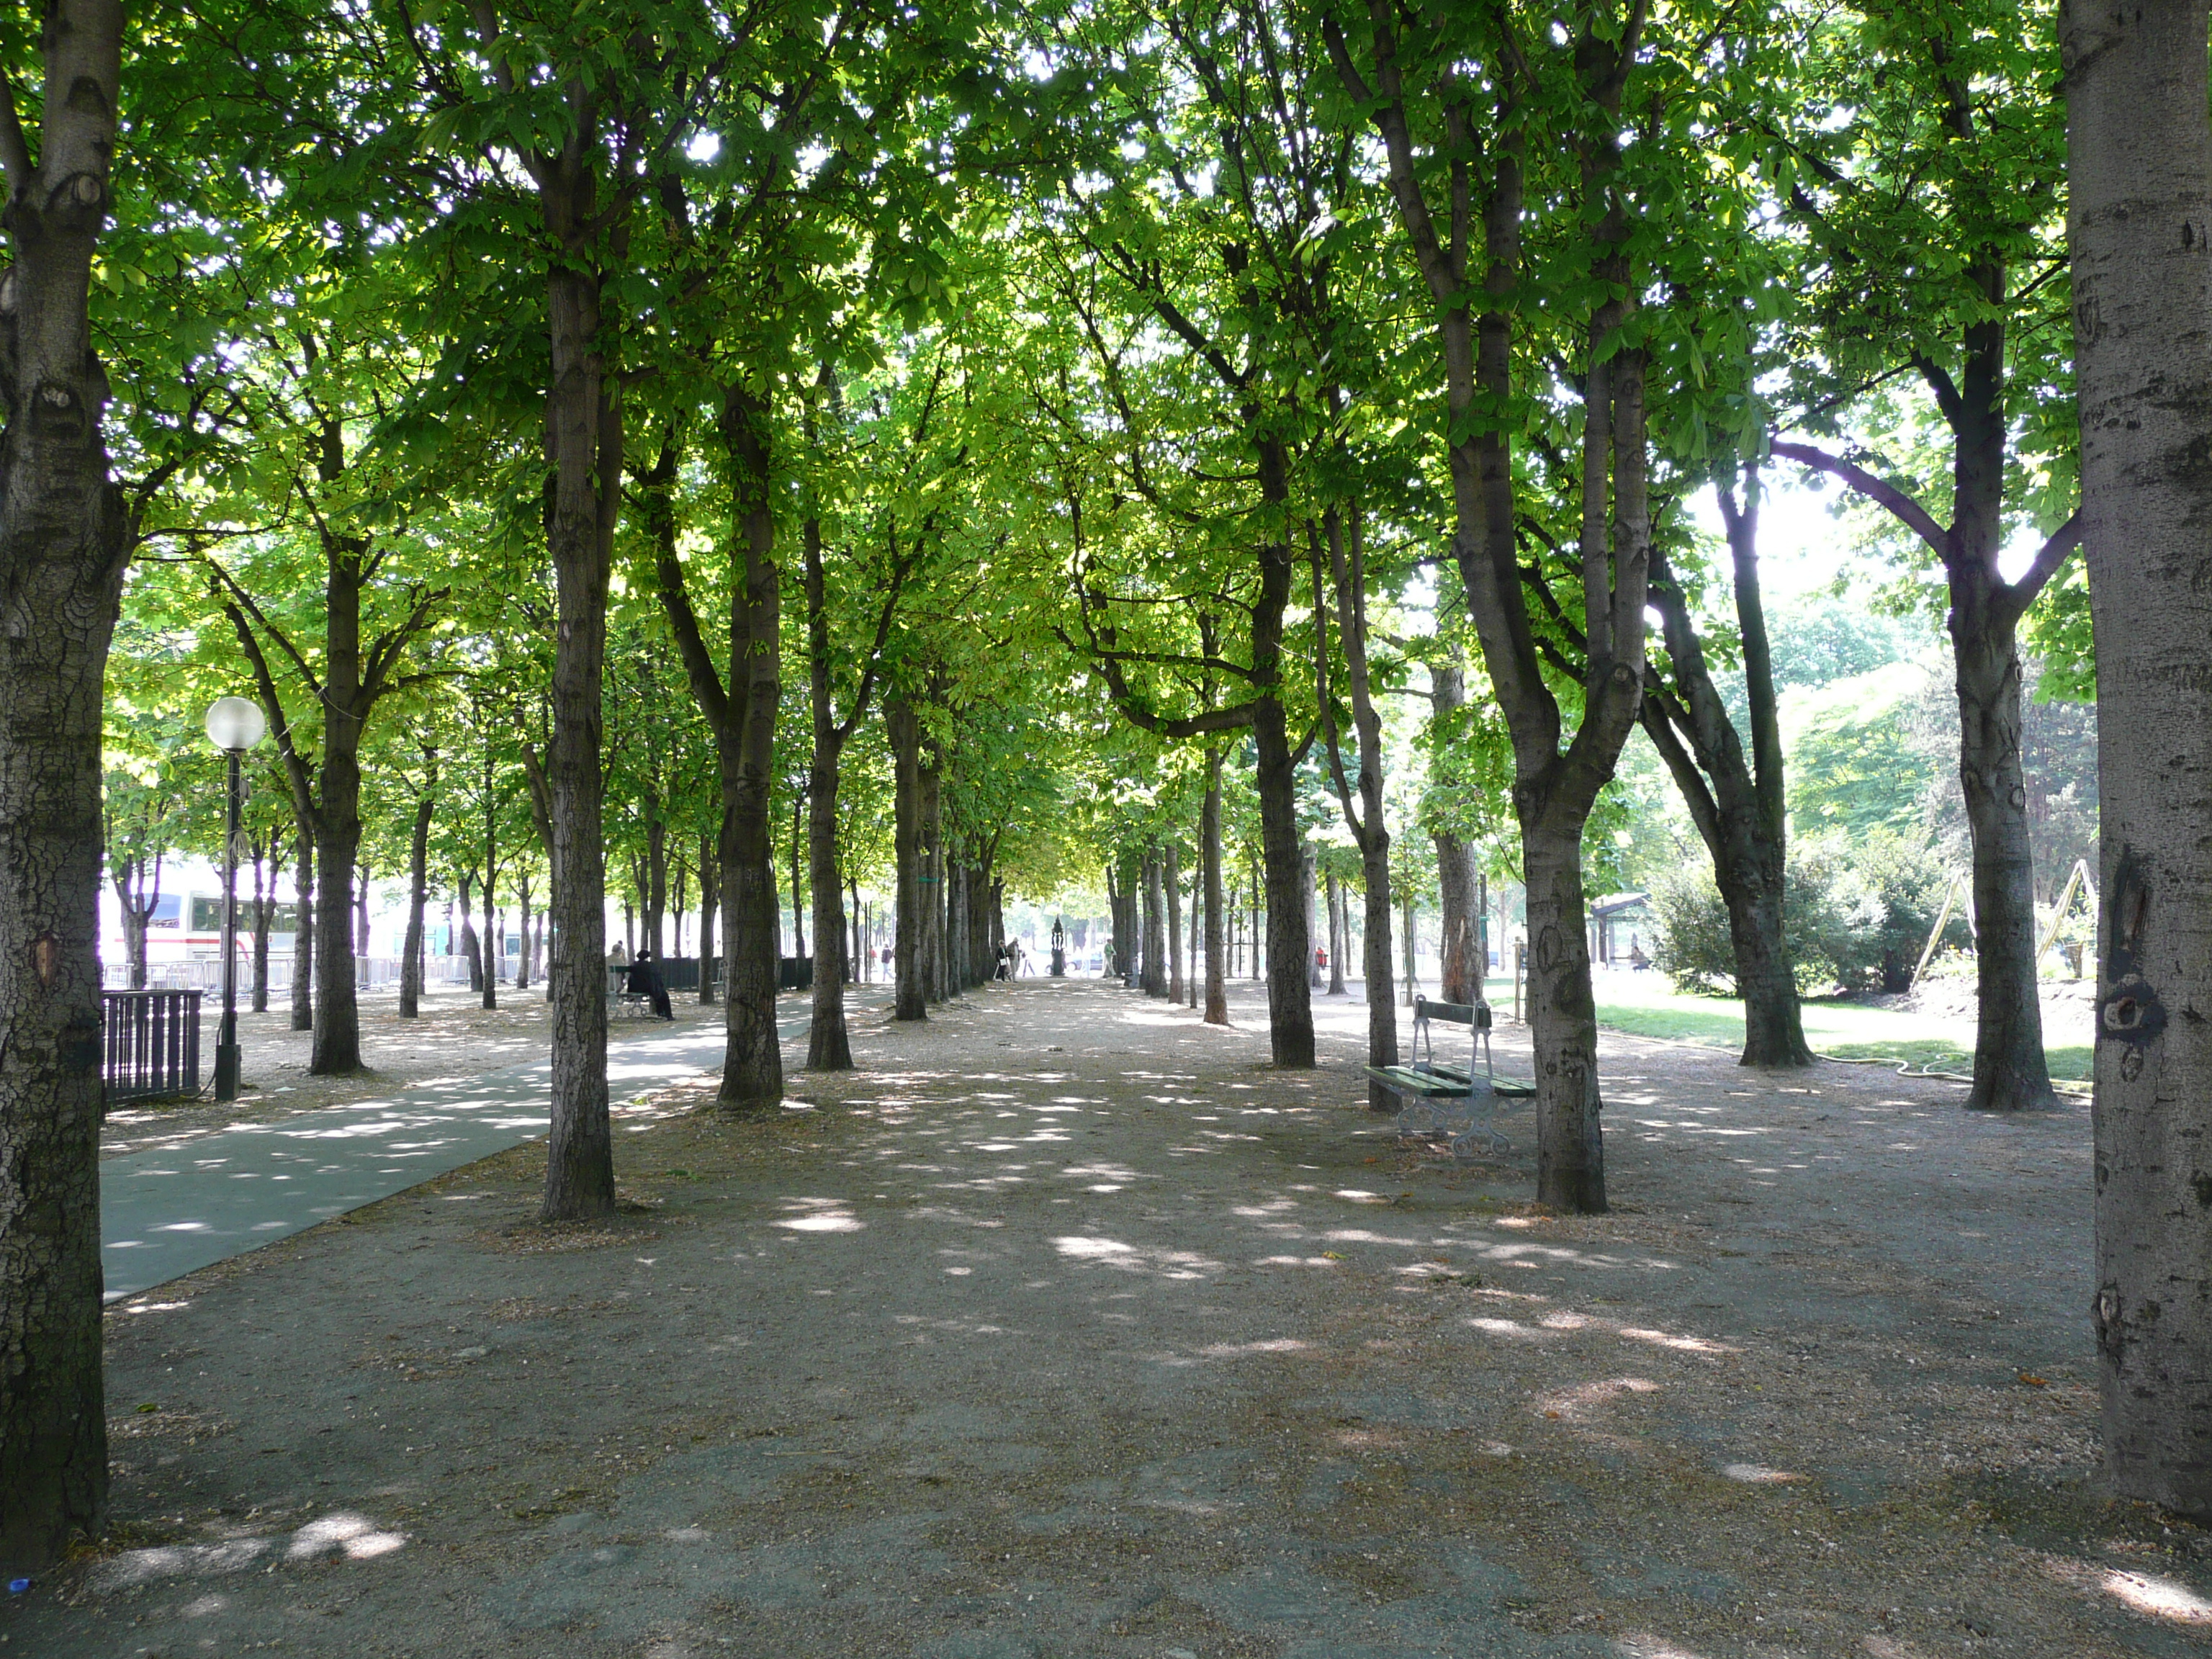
660, 958, 722, 994
103, 989, 202, 1105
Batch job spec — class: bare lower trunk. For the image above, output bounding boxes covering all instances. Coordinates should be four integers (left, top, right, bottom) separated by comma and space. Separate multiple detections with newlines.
889, 701, 925, 1022
480, 871, 498, 1012
715, 385, 784, 1112
537, 246, 619, 1222
920, 747, 945, 1004
1721, 851, 1807, 1066
646, 805, 667, 961
1253, 699, 1313, 1065
1360, 835, 1397, 1107
251, 853, 272, 1015
1325, 871, 1345, 996
697, 833, 718, 1004
721, 779, 780, 1109
2065, 0, 2212, 1517
1437, 831, 1477, 1004
0, 1, 127, 1568
1165, 844, 1184, 1004
1141, 853, 1166, 997
1202, 751, 1228, 1025
1954, 626, 2055, 1109
1523, 827, 1606, 1212
806, 757, 850, 1069
290, 834, 313, 1030
120, 901, 146, 990
399, 794, 431, 1019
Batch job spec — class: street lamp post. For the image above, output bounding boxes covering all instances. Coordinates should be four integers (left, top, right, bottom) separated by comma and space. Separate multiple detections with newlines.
204, 696, 268, 1101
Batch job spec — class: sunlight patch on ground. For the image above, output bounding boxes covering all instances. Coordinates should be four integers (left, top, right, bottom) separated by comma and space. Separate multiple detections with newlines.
91, 1511, 405, 1593
774, 1197, 864, 1233
2100, 1568, 2212, 1623
1534, 1376, 1659, 1422
1720, 1462, 1804, 1483
1614, 1635, 1713, 1658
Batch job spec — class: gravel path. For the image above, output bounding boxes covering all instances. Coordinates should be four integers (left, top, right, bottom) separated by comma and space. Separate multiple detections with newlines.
16, 976, 2209, 1658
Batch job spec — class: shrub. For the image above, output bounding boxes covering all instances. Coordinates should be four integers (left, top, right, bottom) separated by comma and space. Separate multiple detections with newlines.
1646, 861, 1735, 994
1646, 830, 1966, 996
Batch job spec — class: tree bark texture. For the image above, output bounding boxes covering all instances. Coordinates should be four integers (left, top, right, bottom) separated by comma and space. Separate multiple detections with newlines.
1315, 506, 1395, 1092
805, 770, 849, 1067
1202, 750, 1228, 1025
2065, 0, 2212, 1520
1436, 830, 1476, 1004
250, 846, 271, 1014
1324, 871, 1345, 996
1141, 853, 1167, 997
1951, 610, 2055, 1108
290, 833, 313, 1030
696, 832, 717, 1004
1250, 529, 1313, 1064
714, 387, 783, 1110
0, 0, 125, 1570
888, 699, 925, 1021
399, 792, 431, 1019
1164, 843, 1184, 1003
536, 169, 619, 1218
920, 742, 945, 1003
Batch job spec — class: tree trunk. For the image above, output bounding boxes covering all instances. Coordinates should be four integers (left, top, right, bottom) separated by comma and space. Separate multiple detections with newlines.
480, 862, 498, 1011
1437, 832, 1476, 1004
0, 0, 127, 1570
309, 557, 367, 1074
537, 177, 621, 1221
1141, 853, 1167, 997
1318, 876, 1336, 995
290, 832, 314, 1031
1952, 613, 2055, 1108
115, 868, 150, 990
948, 853, 971, 992
1165, 843, 1184, 1003
399, 793, 431, 1018
251, 846, 273, 1015
1254, 727, 1310, 1058
1326, 8, 1650, 1214
645, 798, 667, 961
1524, 826, 1607, 1212
2064, 0, 2212, 1519
1202, 750, 1228, 1025
714, 383, 785, 1113
515, 873, 532, 993
889, 699, 926, 1021
920, 741, 945, 1004
459, 871, 480, 992
697, 832, 718, 1004
1639, 477, 1813, 1068
805, 755, 850, 1069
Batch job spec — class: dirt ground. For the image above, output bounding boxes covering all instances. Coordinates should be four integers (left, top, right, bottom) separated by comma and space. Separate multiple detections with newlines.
99, 980, 737, 1159
21, 976, 2212, 1658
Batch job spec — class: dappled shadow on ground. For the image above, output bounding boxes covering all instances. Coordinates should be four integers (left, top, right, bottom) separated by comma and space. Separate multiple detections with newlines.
22, 979, 2200, 1659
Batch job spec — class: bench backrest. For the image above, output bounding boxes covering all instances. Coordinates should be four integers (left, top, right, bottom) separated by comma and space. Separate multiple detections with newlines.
1413, 997, 1491, 1031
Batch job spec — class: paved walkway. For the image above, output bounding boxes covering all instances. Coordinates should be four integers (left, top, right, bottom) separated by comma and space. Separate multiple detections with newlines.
100, 1000, 823, 1300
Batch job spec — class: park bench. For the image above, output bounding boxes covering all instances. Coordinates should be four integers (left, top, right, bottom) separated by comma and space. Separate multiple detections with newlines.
1364, 997, 1531, 1160
606, 963, 657, 1020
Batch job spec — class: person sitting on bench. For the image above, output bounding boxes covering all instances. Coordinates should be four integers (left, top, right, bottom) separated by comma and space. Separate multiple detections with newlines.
626, 947, 675, 1020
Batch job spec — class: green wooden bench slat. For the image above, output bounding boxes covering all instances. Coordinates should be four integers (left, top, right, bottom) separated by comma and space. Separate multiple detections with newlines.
1421, 1062, 1536, 1097
1364, 1066, 1470, 1099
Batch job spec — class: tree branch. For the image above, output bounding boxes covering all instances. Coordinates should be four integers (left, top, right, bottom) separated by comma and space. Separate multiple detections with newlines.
1769, 439, 1951, 559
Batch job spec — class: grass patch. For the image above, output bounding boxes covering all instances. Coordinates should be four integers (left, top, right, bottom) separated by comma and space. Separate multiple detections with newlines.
1483, 971, 2092, 1084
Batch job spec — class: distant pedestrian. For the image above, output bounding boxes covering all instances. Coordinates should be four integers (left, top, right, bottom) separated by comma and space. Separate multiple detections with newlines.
626, 947, 675, 1020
